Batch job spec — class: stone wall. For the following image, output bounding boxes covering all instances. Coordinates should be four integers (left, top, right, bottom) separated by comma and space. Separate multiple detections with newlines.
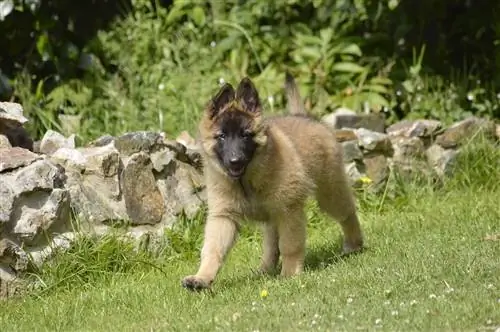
0, 102, 499, 297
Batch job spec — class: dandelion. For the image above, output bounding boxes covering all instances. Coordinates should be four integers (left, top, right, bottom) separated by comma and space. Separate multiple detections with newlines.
410, 300, 418, 306
429, 294, 437, 299
359, 176, 372, 184
260, 289, 268, 299
219, 77, 225, 85
347, 297, 354, 304
375, 318, 382, 325
384, 300, 391, 305
267, 95, 274, 105
158, 83, 165, 91
391, 310, 399, 316
210, 41, 216, 48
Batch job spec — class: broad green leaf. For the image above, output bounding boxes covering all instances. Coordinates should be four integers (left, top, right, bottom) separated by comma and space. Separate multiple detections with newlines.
362, 84, 389, 94
370, 76, 393, 86
190, 6, 206, 26
365, 92, 390, 107
339, 43, 362, 56
331, 62, 366, 73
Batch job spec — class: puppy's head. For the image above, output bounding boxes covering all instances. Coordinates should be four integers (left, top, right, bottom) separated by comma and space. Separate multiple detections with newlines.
199, 77, 268, 180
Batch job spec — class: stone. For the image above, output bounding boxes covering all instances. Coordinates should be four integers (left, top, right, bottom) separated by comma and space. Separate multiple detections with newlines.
0, 147, 41, 173
435, 117, 497, 148
11, 159, 66, 193
121, 152, 165, 225
354, 128, 393, 156
150, 148, 176, 173
79, 144, 121, 177
344, 162, 364, 188
64, 171, 126, 225
156, 160, 205, 223
39, 130, 75, 155
425, 144, 459, 177
88, 134, 115, 147
28, 232, 76, 268
176, 130, 197, 150
334, 129, 358, 142
386, 119, 443, 138
50, 148, 87, 172
341, 140, 363, 163
322, 109, 385, 132
0, 134, 11, 148
11, 188, 71, 245
389, 136, 428, 174
0, 102, 28, 126
362, 155, 389, 188
0, 238, 28, 273
114, 131, 162, 156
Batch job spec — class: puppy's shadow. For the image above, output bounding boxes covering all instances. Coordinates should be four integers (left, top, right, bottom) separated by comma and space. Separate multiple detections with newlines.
216, 241, 365, 291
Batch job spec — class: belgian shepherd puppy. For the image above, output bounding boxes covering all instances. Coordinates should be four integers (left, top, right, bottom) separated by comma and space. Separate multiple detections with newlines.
182, 74, 364, 291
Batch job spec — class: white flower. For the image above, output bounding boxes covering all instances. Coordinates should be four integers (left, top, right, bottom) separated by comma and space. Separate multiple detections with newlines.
158, 83, 165, 91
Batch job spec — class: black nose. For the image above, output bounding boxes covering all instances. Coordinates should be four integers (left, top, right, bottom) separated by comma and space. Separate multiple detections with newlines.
229, 156, 244, 165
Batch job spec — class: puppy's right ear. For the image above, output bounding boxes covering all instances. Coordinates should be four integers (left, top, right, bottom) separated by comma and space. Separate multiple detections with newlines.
207, 83, 235, 118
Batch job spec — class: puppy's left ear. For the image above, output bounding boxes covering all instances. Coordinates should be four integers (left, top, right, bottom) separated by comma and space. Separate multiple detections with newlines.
236, 77, 261, 114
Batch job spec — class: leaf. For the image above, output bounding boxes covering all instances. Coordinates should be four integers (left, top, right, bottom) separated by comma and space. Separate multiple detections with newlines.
190, 6, 206, 26
331, 62, 366, 73
365, 92, 390, 107
370, 76, 393, 86
362, 84, 389, 94
0, 0, 14, 21
339, 43, 362, 56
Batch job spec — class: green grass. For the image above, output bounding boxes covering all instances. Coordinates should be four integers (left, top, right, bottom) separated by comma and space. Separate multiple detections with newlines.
1, 139, 499, 332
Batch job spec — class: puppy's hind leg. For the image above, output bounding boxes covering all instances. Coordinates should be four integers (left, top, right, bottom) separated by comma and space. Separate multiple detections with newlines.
316, 178, 364, 255
275, 207, 307, 277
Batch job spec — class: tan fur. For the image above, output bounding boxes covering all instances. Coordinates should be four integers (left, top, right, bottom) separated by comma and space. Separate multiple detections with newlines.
182, 76, 364, 291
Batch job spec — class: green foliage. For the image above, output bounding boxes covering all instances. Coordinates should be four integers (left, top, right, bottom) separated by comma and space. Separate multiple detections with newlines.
1, 0, 499, 142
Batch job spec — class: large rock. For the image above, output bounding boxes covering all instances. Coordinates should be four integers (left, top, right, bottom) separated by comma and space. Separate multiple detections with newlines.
386, 119, 443, 139
362, 155, 389, 189
322, 108, 385, 133
0, 147, 41, 172
435, 117, 497, 148
341, 140, 363, 163
0, 102, 33, 151
354, 128, 393, 156
39, 130, 76, 155
389, 136, 429, 175
121, 152, 166, 225
62, 144, 125, 224
425, 144, 459, 177
0, 158, 70, 245
0, 102, 28, 126
114, 131, 163, 156
0, 134, 11, 148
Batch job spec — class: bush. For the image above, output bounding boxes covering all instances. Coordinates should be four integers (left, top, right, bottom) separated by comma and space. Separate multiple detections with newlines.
0, 0, 499, 142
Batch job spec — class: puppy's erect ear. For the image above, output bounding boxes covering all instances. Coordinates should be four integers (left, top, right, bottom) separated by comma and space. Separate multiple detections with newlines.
207, 83, 235, 118
236, 77, 261, 114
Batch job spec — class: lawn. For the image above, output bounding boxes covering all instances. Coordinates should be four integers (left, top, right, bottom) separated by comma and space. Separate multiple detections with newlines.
1, 139, 499, 332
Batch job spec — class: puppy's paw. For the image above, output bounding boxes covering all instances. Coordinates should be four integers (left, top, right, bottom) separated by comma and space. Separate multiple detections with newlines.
341, 239, 364, 256
181, 275, 212, 291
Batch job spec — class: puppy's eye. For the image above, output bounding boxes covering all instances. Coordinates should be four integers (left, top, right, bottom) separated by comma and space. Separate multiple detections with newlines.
242, 131, 254, 138
215, 133, 226, 141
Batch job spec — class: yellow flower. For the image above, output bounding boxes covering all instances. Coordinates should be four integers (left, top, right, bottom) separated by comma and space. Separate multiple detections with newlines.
360, 176, 373, 184
260, 289, 269, 298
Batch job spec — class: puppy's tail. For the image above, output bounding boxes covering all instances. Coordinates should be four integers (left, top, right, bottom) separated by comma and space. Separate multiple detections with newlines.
284, 71, 307, 116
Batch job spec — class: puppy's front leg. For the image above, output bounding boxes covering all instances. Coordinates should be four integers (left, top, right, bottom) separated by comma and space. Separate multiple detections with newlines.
182, 214, 239, 291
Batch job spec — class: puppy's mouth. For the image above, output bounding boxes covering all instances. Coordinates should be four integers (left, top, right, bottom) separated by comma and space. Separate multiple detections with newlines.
226, 164, 246, 179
